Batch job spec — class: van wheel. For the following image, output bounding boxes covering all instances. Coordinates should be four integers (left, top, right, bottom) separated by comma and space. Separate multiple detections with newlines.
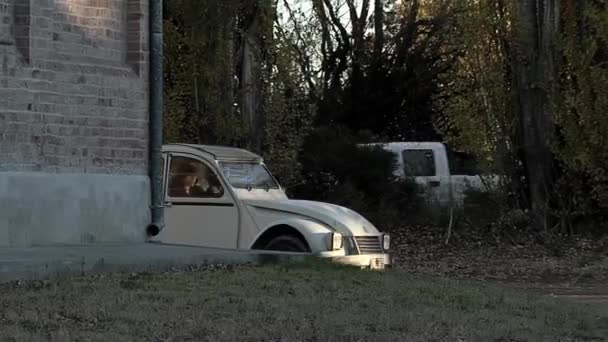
264, 235, 309, 252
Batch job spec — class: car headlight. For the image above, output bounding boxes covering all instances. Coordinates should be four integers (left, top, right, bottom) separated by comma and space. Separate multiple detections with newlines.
382, 234, 390, 250
328, 232, 343, 251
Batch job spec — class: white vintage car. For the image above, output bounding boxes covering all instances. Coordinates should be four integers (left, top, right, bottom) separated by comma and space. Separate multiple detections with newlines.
148, 144, 392, 269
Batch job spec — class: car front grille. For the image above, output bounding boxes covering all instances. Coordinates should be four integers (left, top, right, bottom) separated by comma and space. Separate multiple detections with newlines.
354, 236, 383, 254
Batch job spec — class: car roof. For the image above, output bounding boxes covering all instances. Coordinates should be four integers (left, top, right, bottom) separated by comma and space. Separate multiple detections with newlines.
163, 143, 263, 162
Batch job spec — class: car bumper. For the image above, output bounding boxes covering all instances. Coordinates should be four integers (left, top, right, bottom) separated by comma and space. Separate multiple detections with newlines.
327, 253, 393, 270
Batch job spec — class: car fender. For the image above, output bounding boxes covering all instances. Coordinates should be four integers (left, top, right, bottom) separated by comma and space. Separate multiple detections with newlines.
250, 218, 335, 253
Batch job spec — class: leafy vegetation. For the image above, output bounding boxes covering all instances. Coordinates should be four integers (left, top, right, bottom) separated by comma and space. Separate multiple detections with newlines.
436, 0, 608, 236
163, 0, 608, 241
292, 126, 427, 228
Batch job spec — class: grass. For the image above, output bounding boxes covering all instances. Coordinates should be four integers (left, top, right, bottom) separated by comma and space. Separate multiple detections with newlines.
0, 260, 606, 342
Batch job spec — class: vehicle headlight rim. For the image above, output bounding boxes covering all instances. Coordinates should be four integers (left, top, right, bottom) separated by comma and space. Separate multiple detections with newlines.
329, 232, 343, 251
382, 234, 390, 251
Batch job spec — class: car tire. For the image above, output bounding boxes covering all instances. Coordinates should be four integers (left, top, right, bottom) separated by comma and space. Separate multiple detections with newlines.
263, 235, 309, 252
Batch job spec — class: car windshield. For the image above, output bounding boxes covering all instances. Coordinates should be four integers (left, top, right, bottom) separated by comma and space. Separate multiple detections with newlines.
218, 162, 279, 190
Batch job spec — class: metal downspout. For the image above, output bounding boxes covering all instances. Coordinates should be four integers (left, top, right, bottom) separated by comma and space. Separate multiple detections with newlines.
147, 0, 164, 237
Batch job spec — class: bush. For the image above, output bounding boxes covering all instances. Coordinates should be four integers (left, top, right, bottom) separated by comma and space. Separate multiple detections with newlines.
292, 126, 425, 230
458, 185, 537, 245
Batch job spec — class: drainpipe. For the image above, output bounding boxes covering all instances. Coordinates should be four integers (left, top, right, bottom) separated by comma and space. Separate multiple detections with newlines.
146, 0, 164, 237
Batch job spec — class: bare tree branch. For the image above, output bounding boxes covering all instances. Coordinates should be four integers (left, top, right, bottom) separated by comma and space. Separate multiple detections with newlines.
322, 0, 350, 49
273, 13, 317, 94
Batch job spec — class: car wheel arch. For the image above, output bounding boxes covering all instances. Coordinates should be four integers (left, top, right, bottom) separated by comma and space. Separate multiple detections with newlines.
250, 224, 311, 252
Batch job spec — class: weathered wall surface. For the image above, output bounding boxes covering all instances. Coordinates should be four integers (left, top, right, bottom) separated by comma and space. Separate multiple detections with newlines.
0, 0, 150, 246
0, 172, 150, 247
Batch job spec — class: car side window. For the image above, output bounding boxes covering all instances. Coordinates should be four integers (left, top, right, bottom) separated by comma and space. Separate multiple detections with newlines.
167, 156, 224, 198
161, 155, 166, 198
401, 149, 436, 176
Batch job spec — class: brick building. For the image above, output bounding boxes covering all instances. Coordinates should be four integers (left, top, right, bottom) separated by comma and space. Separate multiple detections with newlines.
0, 0, 153, 247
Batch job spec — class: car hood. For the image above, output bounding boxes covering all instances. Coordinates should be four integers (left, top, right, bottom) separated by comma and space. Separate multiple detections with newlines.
244, 199, 380, 236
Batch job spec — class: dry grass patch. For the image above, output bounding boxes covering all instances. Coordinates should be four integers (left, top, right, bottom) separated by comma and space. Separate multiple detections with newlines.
0, 261, 606, 341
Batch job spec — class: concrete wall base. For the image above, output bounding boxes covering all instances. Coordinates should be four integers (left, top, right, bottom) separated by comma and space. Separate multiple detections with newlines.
0, 243, 313, 284
0, 172, 150, 247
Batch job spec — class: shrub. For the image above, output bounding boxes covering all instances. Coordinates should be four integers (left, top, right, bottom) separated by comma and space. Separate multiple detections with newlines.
292, 126, 425, 230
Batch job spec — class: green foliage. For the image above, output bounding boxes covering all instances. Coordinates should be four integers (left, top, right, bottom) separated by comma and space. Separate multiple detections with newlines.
437, 0, 607, 235
163, 0, 313, 176
293, 126, 424, 229
434, 0, 515, 174
262, 27, 316, 191
163, 18, 198, 143
163, 0, 247, 145
555, 2, 608, 212
162, 0, 608, 237
313, 1, 462, 141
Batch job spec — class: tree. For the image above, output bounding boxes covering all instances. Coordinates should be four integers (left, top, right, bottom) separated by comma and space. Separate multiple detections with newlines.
281, 0, 462, 141
163, 0, 246, 145
162, 0, 607, 237
553, 0, 608, 228
510, 0, 561, 231
438, 0, 608, 235
237, 1, 275, 153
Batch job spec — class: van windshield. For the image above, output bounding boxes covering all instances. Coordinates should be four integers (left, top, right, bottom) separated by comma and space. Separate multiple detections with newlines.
218, 162, 279, 190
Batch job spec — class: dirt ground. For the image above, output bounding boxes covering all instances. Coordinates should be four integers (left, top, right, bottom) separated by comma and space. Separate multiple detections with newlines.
390, 226, 608, 305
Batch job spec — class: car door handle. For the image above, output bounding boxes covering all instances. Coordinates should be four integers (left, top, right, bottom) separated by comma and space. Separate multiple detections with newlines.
164, 202, 173, 208
429, 180, 441, 187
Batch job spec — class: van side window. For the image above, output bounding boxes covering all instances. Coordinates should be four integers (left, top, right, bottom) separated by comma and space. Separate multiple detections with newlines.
167, 156, 224, 198
401, 149, 436, 176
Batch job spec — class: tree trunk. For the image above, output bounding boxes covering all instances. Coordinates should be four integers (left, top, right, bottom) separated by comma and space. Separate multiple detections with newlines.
347, 0, 369, 81
373, 0, 384, 61
512, 0, 560, 232
220, 14, 237, 144
313, 0, 333, 93
239, 2, 263, 153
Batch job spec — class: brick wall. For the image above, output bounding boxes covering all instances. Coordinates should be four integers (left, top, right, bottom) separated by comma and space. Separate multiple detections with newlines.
0, 0, 149, 175
0, 0, 13, 45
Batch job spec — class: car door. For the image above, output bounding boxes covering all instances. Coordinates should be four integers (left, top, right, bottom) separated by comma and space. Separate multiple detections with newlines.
154, 152, 239, 249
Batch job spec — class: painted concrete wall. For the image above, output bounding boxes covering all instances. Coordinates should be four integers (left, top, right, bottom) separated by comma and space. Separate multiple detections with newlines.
0, 172, 149, 247
0, 0, 151, 247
